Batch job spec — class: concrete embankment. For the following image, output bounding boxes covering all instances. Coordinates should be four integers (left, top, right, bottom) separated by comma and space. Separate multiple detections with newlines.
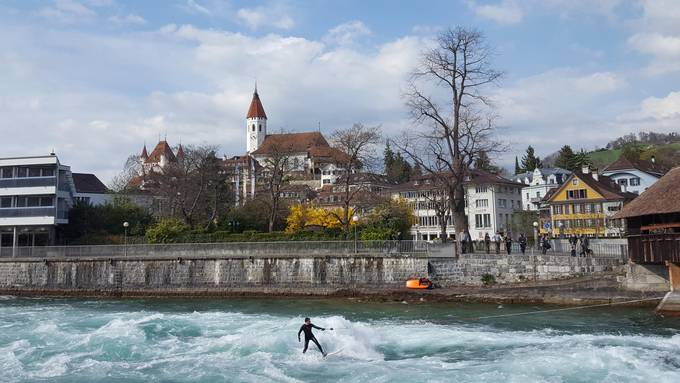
0, 251, 637, 304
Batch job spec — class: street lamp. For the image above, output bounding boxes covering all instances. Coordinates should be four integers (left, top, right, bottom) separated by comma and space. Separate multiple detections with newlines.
352, 215, 359, 253
123, 221, 129, 256
558, 221, 564, 239
532, 221, 539, 250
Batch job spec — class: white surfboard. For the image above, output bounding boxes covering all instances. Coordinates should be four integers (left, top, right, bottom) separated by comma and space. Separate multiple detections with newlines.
324, 348, 344, 359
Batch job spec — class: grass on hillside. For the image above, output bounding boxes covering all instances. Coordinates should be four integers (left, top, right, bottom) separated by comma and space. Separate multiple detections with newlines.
587, 142, 680, 169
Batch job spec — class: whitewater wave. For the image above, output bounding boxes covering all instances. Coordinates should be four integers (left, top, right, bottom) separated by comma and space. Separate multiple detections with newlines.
0, 301, 679, 383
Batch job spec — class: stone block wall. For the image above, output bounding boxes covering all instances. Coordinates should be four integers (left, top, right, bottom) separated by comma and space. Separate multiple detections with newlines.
0, 255, 429, 294
428, 254, 626, 286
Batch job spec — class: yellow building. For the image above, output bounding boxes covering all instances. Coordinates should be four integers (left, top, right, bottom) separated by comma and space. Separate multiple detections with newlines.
543, 167, 637, 237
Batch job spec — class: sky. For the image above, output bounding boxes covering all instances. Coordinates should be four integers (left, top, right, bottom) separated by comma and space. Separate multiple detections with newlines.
2, 0, 680, 182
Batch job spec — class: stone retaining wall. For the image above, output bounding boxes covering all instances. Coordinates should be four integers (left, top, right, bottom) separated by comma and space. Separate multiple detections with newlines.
428, 254, 626, 286
0, 255, 428, 294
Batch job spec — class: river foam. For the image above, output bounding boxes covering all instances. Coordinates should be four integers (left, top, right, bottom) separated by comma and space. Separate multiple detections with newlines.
0, 298, 679, 382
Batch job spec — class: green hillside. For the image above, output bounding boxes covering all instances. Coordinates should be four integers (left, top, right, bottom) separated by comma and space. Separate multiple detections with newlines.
587, 142, 680, 169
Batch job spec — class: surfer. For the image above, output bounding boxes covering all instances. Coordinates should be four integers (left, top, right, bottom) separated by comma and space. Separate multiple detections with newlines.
298, 317, 332, 356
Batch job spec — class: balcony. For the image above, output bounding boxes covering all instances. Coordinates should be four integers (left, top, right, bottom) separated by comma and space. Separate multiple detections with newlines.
0, 207, 55, 218
0, 177, 56, 189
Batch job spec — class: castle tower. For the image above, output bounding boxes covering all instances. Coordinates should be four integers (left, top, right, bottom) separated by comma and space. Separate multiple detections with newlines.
246, 85, 267, 154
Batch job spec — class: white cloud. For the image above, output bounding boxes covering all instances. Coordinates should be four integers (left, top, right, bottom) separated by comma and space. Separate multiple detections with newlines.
323, 21, 371, 46
468, 0, 523, 25
0, 22, 423, 182
492, 69, 629, 156
39, 0, 97, 24
626, 0, 680, 75
236, 5, 294, 30
182, 0, 212, 16
109, 13, 146, 25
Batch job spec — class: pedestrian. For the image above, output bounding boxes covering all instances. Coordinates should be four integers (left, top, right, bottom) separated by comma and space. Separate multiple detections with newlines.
493, 232, 501, 254
541, 234, 551, 255
484, 232, 491, 253
518, 233, 527, 254
581, 235, 590, 257
504, 233, 512, 255
459, 230, 467, 254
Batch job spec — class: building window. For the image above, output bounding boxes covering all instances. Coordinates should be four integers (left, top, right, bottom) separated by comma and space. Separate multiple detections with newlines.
572, 179, 578, 186
475, 185, 488, 193
630, 178, 640, 186
258, 124, 262, 132
0, 196, 11, 208
566, 189, 587, 200
475, 199, 488, 208
323, 179, 330, 184
0, 167, 12, 178
252, 124, 255, 132
475, 214, 491, 228
618, 179, 628, 186
498, 199, 507, 208
553, 205, 563, 214
535, 191, 540, 198
526, 192, 529, 199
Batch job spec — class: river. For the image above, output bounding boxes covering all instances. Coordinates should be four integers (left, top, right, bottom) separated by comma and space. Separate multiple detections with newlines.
0, 296, 679, 382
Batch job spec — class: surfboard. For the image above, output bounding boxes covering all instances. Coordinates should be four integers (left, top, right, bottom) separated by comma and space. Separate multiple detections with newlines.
324, 348, 344, 359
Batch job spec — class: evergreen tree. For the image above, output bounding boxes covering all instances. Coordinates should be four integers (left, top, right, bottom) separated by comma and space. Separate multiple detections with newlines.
474, 151, 501, 174
384, 140, 412, 183
514, 156, 523, 174
521, 146, 542, 172
573, 149, 593, 170
554, 145, 577, 171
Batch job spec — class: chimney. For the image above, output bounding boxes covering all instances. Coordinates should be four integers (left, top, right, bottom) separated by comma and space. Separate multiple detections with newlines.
581, 165, 589, 174
591, 168, 599, 181
651, 155, 656, 164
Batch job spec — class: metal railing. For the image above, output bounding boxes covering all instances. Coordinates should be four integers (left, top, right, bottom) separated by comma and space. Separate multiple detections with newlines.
0, 207, 55, 218
0, 177, 56, 188
463, 239, 628, 259
0, 240, 434, 259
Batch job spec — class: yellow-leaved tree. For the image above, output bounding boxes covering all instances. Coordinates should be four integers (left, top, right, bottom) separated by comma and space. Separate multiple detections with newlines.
286, 204, 354, 234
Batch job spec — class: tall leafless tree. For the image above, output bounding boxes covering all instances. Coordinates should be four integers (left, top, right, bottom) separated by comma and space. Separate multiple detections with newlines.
398, 27, 504, 247
329, 123, 381, 232
257, 141, 295, 233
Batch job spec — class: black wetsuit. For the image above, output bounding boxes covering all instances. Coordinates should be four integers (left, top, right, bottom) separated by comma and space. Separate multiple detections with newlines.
298, 323, 325, 354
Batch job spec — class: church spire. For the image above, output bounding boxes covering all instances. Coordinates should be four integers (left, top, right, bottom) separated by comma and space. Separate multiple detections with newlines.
141, 143, 148, 160
247, 84, 267, 119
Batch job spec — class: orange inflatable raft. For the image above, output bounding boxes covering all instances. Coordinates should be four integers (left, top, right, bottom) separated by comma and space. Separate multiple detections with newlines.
406, 278, 433, 289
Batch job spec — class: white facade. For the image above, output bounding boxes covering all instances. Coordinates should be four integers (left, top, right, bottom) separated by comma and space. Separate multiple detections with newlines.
0, 154, 75, 250
466, 183, 524, 240
514, 168, 570, 211
246, 115, 267, 154
394, 175, 523, 241
600, 169, 660, 195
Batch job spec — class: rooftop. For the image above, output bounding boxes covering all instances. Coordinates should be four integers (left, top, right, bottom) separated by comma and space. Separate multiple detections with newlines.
615, 167, 680, 219
72, 173, 109, 194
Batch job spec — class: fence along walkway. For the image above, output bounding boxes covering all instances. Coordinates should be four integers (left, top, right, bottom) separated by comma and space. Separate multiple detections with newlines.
464, 239, 628, 259
0, 240, 433, 259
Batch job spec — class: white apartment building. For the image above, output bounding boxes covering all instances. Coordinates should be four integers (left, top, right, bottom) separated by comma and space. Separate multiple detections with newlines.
393, 169, 524, 241
0, 154, 75, 251
601, 156, 666, 195
513, 167, 571, 211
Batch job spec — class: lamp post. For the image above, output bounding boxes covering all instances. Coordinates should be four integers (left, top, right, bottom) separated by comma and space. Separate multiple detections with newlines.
352, 215, 359, 254
123, 221, 129, 257
558, 221, 564, 239
532, 221, 539, 251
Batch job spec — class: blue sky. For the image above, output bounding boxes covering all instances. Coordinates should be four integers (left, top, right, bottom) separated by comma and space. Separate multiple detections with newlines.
2, 0, 680, 182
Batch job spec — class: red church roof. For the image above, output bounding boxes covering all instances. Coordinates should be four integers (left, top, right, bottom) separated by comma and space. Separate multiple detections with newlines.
141, 144, 148, 160
145, 141, 176, 163
247, 89, 267, 119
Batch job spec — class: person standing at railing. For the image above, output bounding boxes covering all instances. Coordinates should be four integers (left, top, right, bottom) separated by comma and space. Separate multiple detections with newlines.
493, 232, 501, 255
484, 232, 491, 254
504, 233, 512, 255
518, 233, 527, 255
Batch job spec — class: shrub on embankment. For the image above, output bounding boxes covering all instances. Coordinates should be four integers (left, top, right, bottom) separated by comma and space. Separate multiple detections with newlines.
144, 218, 348, 244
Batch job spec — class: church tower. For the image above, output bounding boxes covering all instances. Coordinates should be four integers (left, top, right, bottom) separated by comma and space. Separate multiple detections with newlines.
246, 85, 267, 153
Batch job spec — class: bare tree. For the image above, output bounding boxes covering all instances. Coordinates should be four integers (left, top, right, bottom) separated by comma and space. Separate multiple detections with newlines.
149, 145, 230, 228
398, 27, 503, 247
329, 123, 381, 232
257, 142, 295, 233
